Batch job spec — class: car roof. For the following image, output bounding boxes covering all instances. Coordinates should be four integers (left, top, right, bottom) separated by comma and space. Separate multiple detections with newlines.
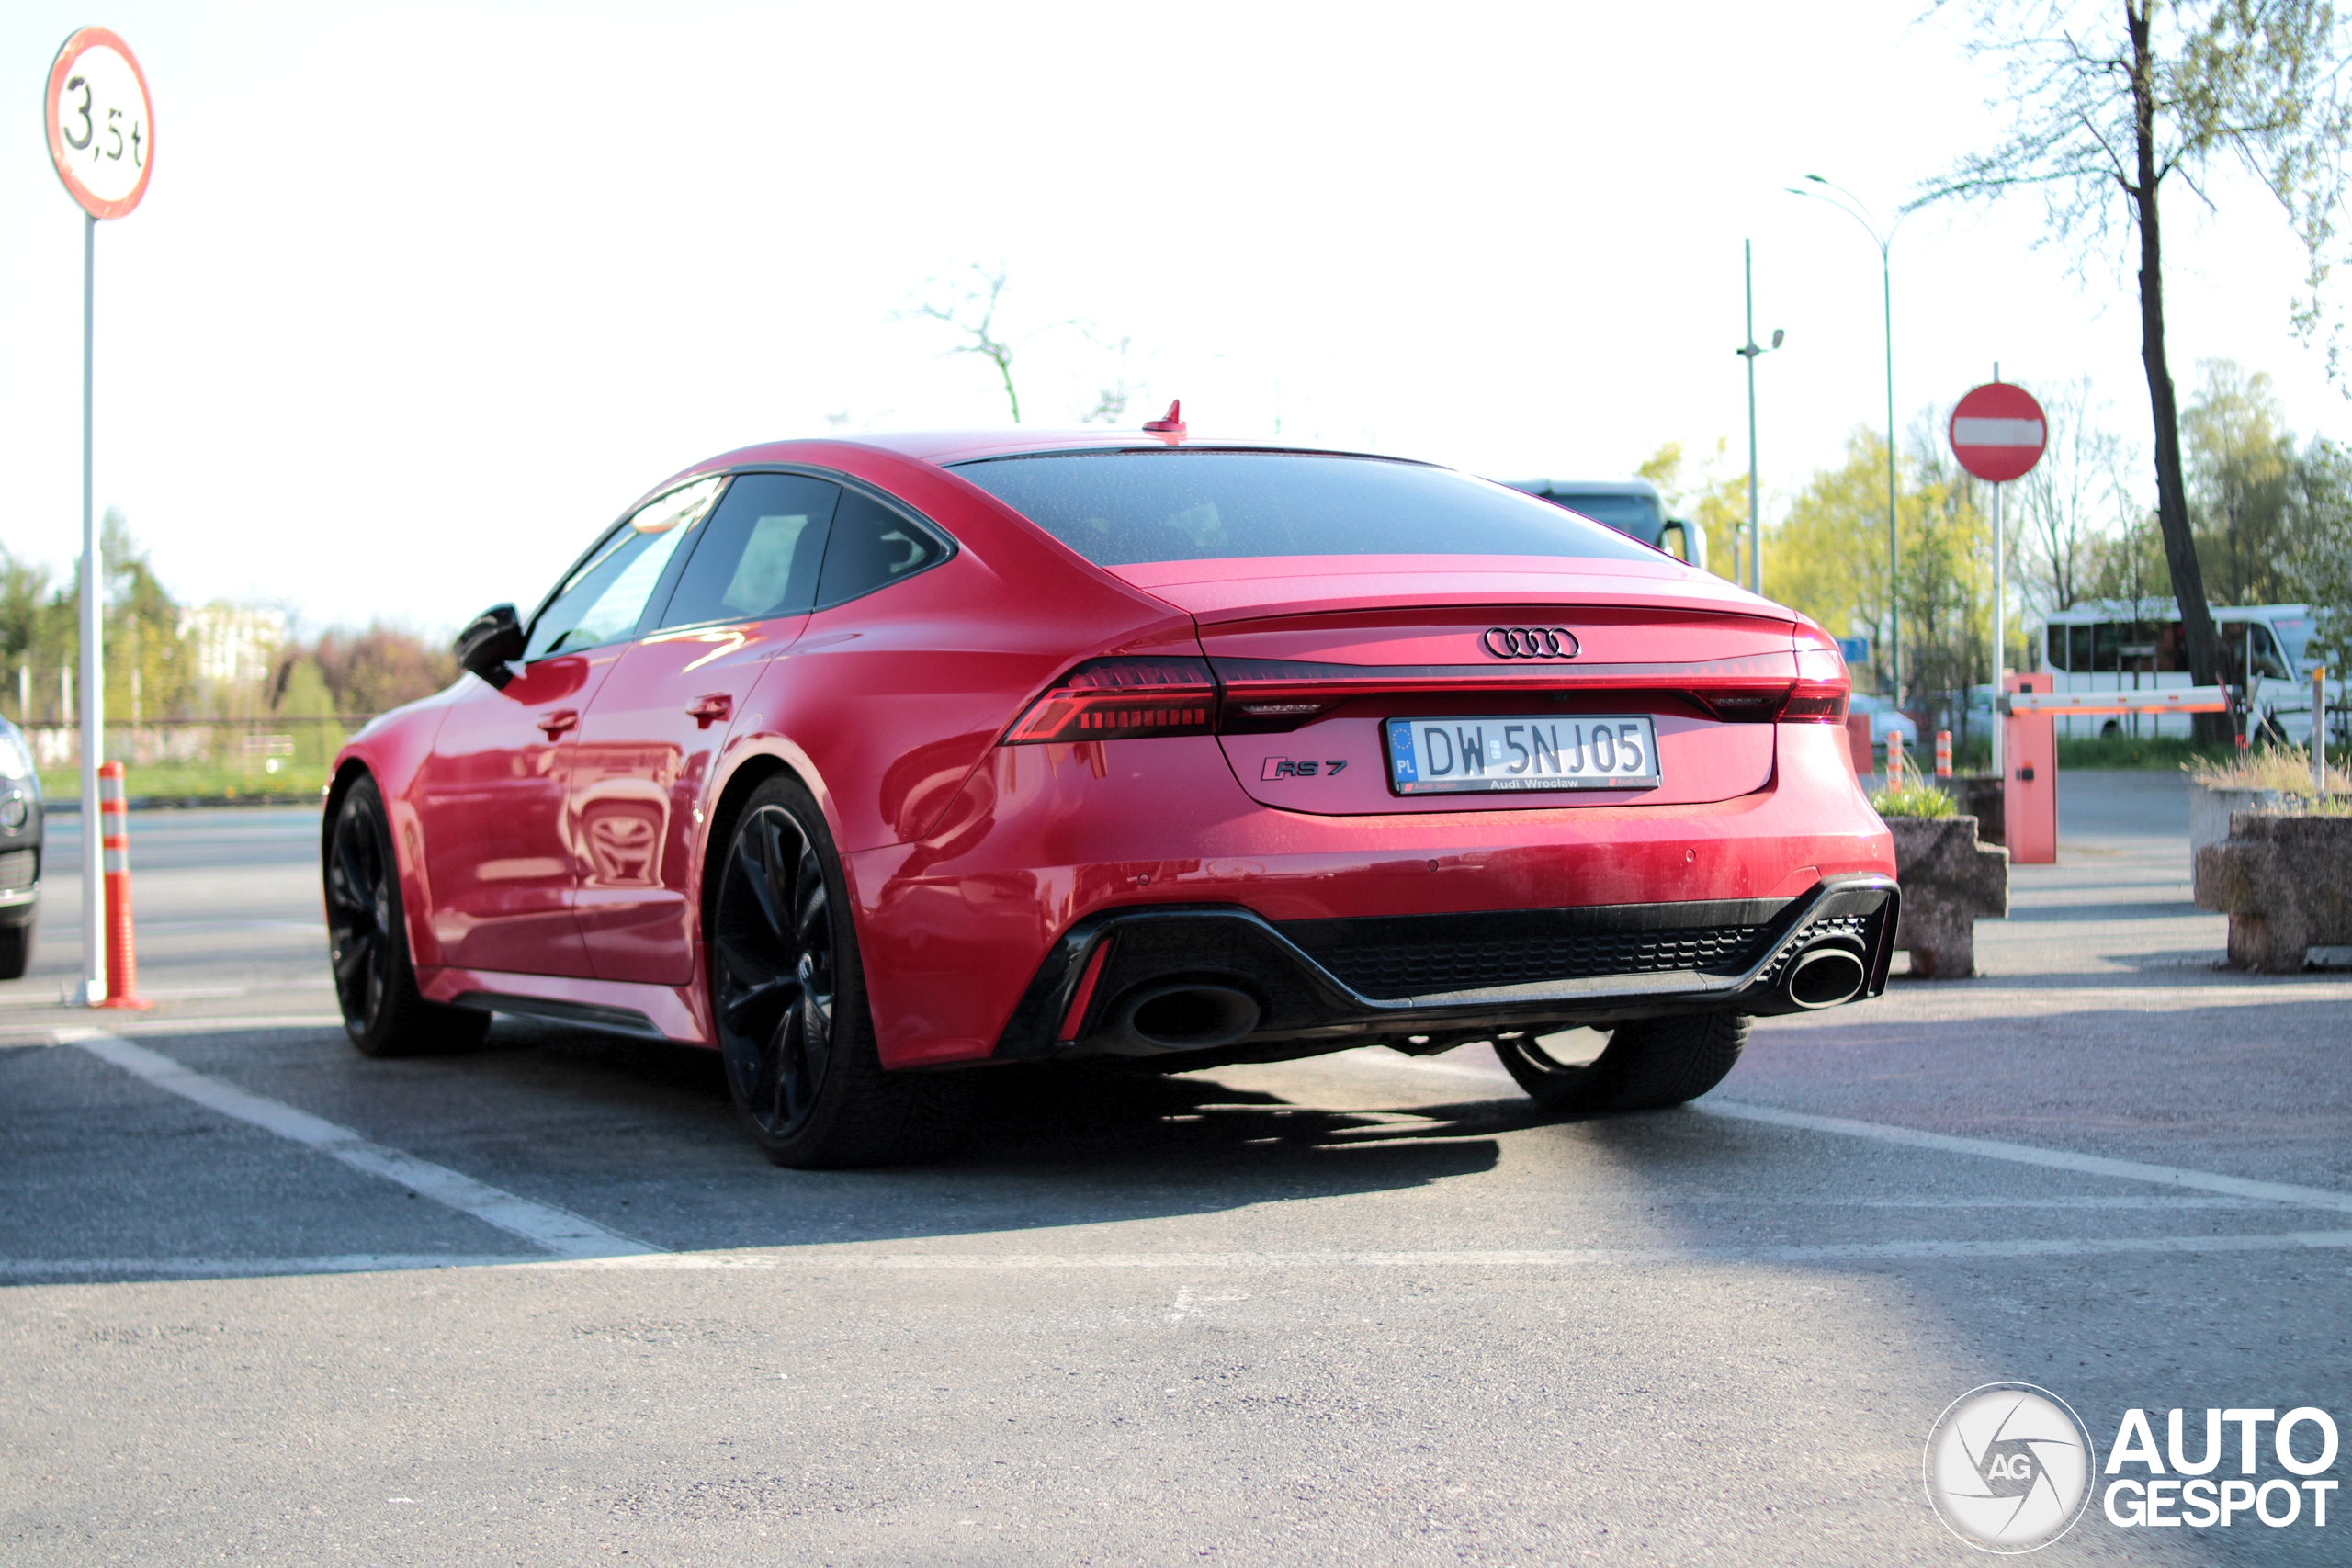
839, 429, 1408, 466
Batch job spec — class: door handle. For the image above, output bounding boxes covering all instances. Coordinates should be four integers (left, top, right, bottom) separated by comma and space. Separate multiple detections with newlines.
537, 709, 580, 738
686, 693, 733, 729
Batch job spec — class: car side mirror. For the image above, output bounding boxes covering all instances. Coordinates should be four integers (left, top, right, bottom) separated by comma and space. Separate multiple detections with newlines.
1661, 518, 1706, 573
454, 604, 525, 690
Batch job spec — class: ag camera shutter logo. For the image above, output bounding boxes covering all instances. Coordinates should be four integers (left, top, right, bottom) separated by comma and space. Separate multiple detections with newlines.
1923, 1382, 2096, 1552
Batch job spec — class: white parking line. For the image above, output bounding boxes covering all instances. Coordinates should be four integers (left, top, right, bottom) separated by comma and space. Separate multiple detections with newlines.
560, 1229, 2352, 1272
1340, 1047, 2352, 1215
1704, 1100, 2352, 1215
72, 1032, 661, 1259
0, 1255, 539, 1280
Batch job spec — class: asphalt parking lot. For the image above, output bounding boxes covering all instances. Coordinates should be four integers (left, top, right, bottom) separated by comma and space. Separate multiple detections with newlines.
2, 773, 2347, 1564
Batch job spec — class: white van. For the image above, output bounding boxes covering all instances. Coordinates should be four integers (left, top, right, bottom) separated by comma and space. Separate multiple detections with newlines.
1498, 479, 1707, 570
2038, 599, 2339, 742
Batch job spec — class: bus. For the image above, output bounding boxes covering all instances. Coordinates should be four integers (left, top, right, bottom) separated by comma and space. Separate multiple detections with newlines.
1498, 478, 1707, 570
2038, 599, 2341, 742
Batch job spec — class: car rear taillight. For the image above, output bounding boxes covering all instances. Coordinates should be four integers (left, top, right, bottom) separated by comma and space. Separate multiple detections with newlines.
1002, 657, 1219, 744
1781, 626, 1851, 722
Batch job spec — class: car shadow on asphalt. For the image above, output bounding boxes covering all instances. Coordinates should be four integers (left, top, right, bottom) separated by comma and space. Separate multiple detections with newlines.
442, 1022, 1532, 1241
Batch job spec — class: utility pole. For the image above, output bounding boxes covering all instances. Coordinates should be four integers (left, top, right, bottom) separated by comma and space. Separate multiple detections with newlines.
1735, 241, 1783, 597
1791, 176, 1906, 700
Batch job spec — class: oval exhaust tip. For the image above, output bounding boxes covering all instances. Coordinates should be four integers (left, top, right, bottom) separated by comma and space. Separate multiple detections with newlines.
1785, 946, 1866, 1010
1116, 984, 1262, 1050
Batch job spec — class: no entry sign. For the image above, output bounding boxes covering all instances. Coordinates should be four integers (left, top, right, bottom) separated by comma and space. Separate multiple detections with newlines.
1948, 382, 2046, 483
45, 28, 153, 220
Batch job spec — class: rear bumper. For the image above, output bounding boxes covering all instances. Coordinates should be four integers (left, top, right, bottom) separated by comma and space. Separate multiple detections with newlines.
847, 724, 1894, 1069
993, 872, 1899, 1065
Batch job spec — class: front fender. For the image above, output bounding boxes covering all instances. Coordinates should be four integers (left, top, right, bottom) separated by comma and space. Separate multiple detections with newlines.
327, 687, 464, 970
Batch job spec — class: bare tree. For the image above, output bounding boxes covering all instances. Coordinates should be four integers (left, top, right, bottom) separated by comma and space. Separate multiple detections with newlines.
1078, 333, 1136, 425
2018, 377, 2133, 616
899, 266, 1141, 426
1916, 0, 2352, 735
901, 265, 1028, 423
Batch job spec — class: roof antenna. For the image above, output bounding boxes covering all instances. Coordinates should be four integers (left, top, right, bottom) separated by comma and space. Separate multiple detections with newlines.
1142, 399, 1186, 434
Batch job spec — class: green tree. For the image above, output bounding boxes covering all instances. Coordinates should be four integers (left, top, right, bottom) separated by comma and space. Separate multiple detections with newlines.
101, 510, 192, 722
1769, 424, 2003, 715
2183, 358, 2297, 603
1636, 439, 1747, 581
1918, 0, 2352, 735
2287, 435, 2352, 664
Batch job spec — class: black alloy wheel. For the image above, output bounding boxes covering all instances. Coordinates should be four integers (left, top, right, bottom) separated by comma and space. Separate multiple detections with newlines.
709, 774, 969, 1168
324, 775, 489, 1058
1495, 1011, 1749, 1114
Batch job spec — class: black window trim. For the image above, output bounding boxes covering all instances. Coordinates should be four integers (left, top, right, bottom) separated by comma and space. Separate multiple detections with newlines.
518, 464, 959, 660
695, 463, 957, 619
519, 472, 733, 663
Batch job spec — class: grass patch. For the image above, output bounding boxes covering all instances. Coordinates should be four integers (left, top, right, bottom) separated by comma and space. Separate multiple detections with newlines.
38, 762, 331, 805
2185, 743, 2350, 796
1870, 781, 1956, 818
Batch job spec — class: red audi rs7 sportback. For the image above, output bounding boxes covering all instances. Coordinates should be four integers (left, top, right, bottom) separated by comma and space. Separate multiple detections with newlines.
323, 418, 1898, 1167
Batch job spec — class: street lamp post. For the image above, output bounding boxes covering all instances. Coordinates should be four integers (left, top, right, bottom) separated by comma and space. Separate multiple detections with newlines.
1790, 176, 1906, 703
1734, 239, 1784, 597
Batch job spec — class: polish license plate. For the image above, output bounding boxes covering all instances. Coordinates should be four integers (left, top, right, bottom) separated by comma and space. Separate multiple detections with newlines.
1384, 715, 1661, 794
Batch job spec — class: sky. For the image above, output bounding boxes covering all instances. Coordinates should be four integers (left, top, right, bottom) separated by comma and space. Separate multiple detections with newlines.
0, 0, 2344, 637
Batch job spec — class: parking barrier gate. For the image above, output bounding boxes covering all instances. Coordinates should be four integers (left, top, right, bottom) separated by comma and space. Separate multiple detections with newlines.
2000, 680, 2231, 865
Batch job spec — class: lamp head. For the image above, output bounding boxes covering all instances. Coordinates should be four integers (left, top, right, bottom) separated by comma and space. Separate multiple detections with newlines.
1771, 329, 1786, 349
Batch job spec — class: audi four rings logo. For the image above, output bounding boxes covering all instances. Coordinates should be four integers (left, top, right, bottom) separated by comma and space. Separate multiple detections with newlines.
1482, 626, 1580, 660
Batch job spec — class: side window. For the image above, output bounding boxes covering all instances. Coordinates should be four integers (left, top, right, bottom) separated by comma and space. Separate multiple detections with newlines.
2046, 626, 2068, 671
524, 477, 724, 661
814, 489, 950, 608
2251, 625, 2291, 681
658, 474, 841, 629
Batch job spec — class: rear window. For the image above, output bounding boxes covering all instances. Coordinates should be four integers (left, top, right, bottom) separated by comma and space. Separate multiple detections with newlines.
951, 450, 1659, 567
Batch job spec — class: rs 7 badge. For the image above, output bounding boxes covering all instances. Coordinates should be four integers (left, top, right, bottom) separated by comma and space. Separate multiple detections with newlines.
1261, 758, 1348, 779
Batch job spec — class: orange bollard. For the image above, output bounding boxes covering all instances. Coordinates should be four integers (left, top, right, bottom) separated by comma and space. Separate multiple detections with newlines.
1934, 729, 1953, 777
1885, 729, 1908, 786
95, 761, 150, 1010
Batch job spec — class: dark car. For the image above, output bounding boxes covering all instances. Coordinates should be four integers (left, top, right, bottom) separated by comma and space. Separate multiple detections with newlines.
326, 426, 1896, 1168
0, 716, 42, 979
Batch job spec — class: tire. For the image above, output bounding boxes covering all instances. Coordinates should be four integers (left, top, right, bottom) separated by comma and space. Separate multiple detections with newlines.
1496, 1011, 1749, 1114
324, 775, 491, 1058
707, 773, 970, 1168
0, 919, 32, 982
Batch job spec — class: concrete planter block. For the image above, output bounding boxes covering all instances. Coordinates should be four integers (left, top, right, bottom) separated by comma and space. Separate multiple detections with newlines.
1933, 776, 2007, 845
2193, 811, 2352, 973
1886, 816, 2009, 978
2188, 784, 2284, 899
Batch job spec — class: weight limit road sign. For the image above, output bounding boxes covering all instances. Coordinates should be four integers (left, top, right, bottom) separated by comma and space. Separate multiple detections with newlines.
45, 28, 153, 220
1948, 381, 2047, 483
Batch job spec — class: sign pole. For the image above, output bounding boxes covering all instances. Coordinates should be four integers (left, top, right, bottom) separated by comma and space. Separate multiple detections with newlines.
1992, 475, 2004, 780
1948, 377, 2046, 789
1987, 364, 2007, 781
78, 210, 104, 1004
45, 26, 154, 1005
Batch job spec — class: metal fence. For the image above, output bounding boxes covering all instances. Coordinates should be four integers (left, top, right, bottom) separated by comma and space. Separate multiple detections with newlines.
26, 716, 371, 778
